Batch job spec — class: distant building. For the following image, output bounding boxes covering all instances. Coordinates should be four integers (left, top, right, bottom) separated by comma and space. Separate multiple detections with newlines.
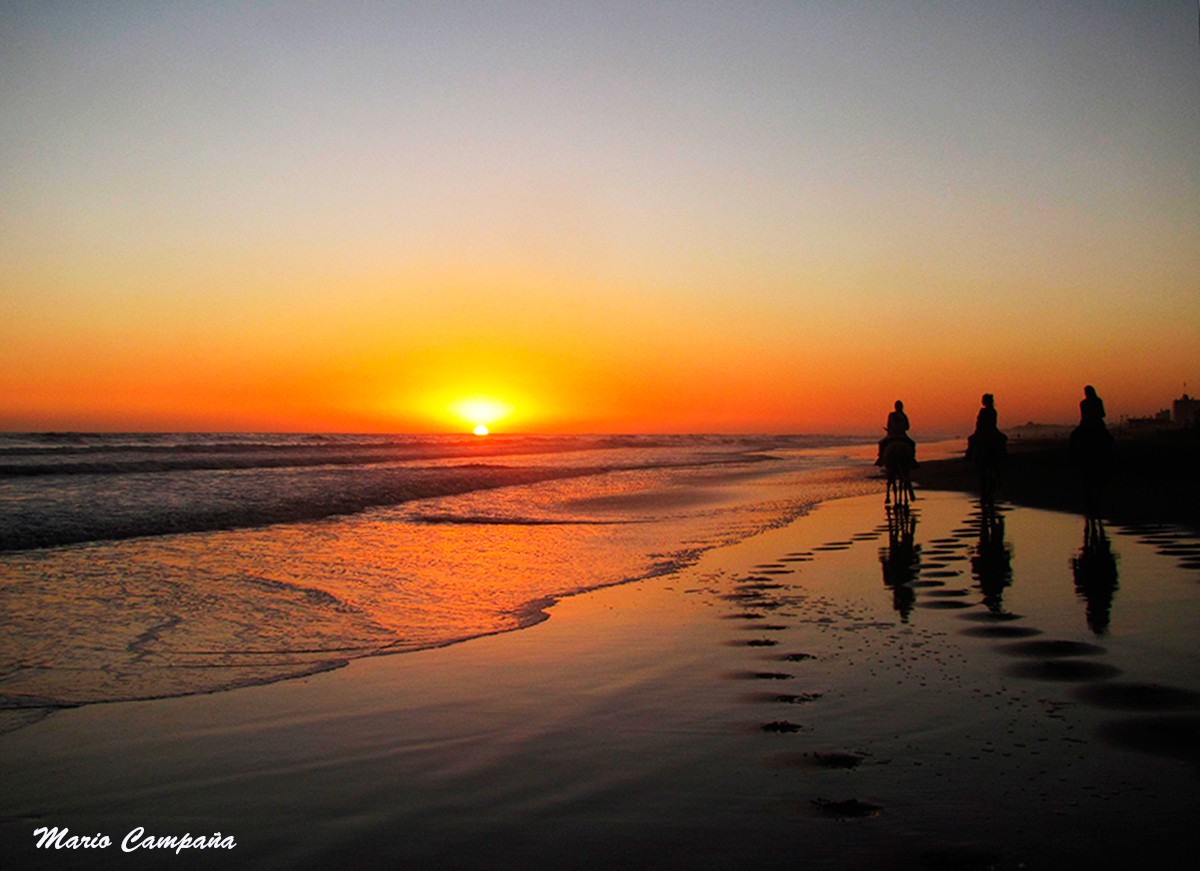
1126, 409, 1171, 428
1174, 394, 1200, 429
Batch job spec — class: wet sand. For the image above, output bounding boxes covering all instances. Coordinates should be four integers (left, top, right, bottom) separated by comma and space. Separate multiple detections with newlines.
2, 489, 1198, 869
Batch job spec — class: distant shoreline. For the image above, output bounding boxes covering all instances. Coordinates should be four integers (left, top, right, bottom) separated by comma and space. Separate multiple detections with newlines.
914, 427, 1200, 531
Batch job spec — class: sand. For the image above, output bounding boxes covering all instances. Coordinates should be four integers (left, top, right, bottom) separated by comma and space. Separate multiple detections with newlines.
2, 487, 1198, 869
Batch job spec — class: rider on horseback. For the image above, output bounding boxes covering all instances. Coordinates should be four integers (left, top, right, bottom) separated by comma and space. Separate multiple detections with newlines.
875, 400, 917, 466
1071, 385, 1114, 517
967, 394, 1007, 505
967, 393, 1007, 461
1078, 386, 1112, 435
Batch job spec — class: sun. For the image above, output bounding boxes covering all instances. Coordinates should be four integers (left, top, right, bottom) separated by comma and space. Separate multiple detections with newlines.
449, 397, 512, 435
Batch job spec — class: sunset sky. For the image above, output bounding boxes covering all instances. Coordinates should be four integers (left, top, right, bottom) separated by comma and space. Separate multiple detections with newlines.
3, 1, 1197, 434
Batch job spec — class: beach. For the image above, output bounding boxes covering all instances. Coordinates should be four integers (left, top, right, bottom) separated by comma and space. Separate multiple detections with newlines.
7, 2, 1199, 867
2, 439, 1198, 870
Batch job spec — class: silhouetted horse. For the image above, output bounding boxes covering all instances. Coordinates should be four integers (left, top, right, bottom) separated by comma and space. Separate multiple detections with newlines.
882, 439, 915, 506
967, 429, 1007, 507
1069, 425, 1112, 517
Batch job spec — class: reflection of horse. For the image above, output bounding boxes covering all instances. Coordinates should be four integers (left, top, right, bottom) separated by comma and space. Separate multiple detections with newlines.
880, 504, 919, 621
970, 502, 1012, 613
1070, 425, 1112, 517
967, 429, 1007, 506
882, 439, 916, 506
1071, 517, 1119, 634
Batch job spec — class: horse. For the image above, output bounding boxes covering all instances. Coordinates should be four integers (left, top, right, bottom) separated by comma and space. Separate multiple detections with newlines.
881, 439, 916, 507
1069, 424, 1112, 518
967, 429, 1007, 507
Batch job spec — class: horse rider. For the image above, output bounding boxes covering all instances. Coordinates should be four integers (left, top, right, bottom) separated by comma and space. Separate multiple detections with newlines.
876, 400, 917, 466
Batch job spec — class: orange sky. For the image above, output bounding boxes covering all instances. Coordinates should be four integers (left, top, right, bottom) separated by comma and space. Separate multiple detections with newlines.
2, 3, 1197, 435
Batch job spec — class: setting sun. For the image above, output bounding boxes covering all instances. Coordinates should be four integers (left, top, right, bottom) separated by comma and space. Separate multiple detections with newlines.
450, 397, 513, 434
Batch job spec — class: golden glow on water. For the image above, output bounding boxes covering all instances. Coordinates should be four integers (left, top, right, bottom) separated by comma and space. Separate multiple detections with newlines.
0, 458, 837, 706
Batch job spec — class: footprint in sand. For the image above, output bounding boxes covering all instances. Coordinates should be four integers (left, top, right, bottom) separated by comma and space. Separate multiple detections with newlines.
810, 798, 883, 819
798, 751, 867, 769
760, 720, 804, 733
728, 671, 796, 681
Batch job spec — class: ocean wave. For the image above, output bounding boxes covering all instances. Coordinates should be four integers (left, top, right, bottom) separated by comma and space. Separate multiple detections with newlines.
0, 464, 604, 552
406, 513, 633, 526
0, 436, 592, 477
0, 433, 860, 552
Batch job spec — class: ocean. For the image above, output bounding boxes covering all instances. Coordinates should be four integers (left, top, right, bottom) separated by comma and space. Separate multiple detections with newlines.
0, 432, 875, 723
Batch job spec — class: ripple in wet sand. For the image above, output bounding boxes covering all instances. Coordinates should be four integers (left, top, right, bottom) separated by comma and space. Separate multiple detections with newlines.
997, 639, 1106, 658
1074, 682, 1200, 712
1095, 715, 1200, 767
960, 625, 1043, 639
958, 611, 1024, 622
1005, 659, 1121, 682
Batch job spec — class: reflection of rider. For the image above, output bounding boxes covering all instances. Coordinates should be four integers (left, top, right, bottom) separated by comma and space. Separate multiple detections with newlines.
1072, 517, 1119, 635
875, 400, 917, 466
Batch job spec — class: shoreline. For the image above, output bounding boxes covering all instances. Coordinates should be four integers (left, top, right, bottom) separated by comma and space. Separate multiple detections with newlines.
0, 447, 878, 722
913, 428, 1200, 532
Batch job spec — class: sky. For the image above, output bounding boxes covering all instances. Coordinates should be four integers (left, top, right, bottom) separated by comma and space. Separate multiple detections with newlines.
2, 1, 1198, 435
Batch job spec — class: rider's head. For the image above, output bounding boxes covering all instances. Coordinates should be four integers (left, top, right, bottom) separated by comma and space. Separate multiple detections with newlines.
982, 393, 994, 407
1084, 385, 1096, 398
894, 400, 904, 411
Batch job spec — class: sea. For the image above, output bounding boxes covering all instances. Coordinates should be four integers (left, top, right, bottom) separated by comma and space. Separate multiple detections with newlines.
0, 432, 877, 726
